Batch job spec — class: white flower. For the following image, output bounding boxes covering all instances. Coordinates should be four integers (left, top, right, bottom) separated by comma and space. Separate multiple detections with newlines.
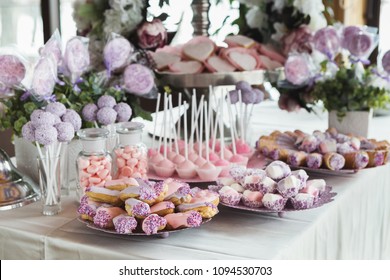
307, 13, 327, 31
245, 6, 267, 30
272, 0, 286, 12
293, 0, 324, 15
271, 22, 288, 41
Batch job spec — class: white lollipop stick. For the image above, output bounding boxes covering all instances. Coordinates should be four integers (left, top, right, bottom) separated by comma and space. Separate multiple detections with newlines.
168, 95, 179, 153
183, 101, 189, 160
219, 95, 225, 160
211, 98, 221, 153
152, 92, 161, 149
238, 90, 244, 141
162, 92, 168, 159
198, 99, 204, 158
177, 92, 182, 140
189, 92, 197, 146
226, 90, 237, 155
204, 100, 210, 162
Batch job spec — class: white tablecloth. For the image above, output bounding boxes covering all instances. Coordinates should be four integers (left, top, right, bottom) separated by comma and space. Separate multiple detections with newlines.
1, 102, 390, 259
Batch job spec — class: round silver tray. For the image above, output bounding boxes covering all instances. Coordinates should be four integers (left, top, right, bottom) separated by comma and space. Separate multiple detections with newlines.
158, 68, 283, 88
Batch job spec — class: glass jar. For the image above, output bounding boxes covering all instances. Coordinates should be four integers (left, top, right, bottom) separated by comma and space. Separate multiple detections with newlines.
113, 122, 148, 179
76, 128, 112, 198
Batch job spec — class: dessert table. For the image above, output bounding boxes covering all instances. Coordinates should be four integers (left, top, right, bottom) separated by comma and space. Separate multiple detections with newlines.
1, 102, 390, 260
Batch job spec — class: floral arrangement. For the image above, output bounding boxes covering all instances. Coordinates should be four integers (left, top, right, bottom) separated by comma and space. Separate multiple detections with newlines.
234, 0, 328, 53
277, 25, 390, 118
0, 1, 176, 141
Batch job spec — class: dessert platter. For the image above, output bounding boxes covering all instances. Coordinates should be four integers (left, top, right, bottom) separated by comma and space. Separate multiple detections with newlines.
77, 177, 219, 237
209, 163, 336, 217
150, 35, 285, 87
257, 128, 390, 173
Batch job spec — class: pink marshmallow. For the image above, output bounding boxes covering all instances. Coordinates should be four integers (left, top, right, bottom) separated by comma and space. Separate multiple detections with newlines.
89, 176, 102, 184
117, 157, 126, 168
87, 165, 99, 174
78, 158, 90, 169
121, 152, 131, 160
97, 169, 109, 179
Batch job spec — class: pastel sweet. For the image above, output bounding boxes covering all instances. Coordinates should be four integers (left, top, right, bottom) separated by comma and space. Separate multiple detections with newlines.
258, 176, 277, 194
216, 177, 236, 187
287, 151, 307, 167
77, 197, 103, 221
154, 158, 176, 178
114, 145, 148, 179
150, 201, 175, 216
241, 190, 263, 208
165, 211, 203, 230
323, 152, 345, 170
119, 185, 141, 201
86, 186, 121, 205
230, 183, 245, 193
177, 189, 219, 218
218, 186, 242, 206
305, 179, 326, 195
204, 55, 236, 73
297, 135, 318, 153
367, 150, 388, 167
265, 160, 291, 180
113, 214, 138, 234
124, 198, 151, 219
262, 193, 287, 212
78, 156, 112, 194
336, 142, 355, 154
290, 193, 315, 210
105, 178, 139, 191
291, 169, 308, 189
163, 178, 192, 205
196, 162, 222, 181
306, 153, 323, 169
138, 180, 168, 205
318, 139, 337, 154
243, 175, 263, 191
182, 36, 215, 62
141, 214, 167, 235
175, 159, 197, 179
93, 206, 126, 229
343, 151, 369, 169
277, 175, 301, 198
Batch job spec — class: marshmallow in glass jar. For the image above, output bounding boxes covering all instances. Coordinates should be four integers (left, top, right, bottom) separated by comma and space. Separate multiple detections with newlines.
76, 128, 112, 199
113, 122, 148, 180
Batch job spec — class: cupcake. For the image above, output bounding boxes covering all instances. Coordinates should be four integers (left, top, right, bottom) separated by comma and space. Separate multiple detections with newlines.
290, 193, 315, 210
262, 193, 287, 211
218, 186, 242, 206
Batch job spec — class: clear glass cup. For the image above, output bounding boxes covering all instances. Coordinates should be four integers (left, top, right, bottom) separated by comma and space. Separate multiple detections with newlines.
76, 128, 112, 199
113, 122, 148, 179
37, 155, 62, 215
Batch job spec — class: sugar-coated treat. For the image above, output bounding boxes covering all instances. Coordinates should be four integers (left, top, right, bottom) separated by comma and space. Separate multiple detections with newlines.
229, 165, 246, 184
306, 153, 323, 169
287, 151, 307, 167
0, 54, 26, 86
262, 193, 288, 212
241, 190, 263, 208
177, 189, 219, 218
323, 152, 345, 170
104, 37, 133, 72
277, 175, 301, 198
97, 95, 116, 109
54, 122, 75, 142
290, 169, 308, 189
62, 109, 82, 132
114, 145, 148, 179
163, 178, 192, 205
207, 184, 222, 193
97, 107, 117, 125
150, 201, 175, 216
336, 142, 355, 154
86, 186, 121, 205
297, 135, 318, 153
318, 139, 337, 154
142, 214, 167, 235
173, 154, 186, 164
31, 109, 56, 127
81, 103, 98, 122
45, 102, 66, 117
113, 214, 138, 234
34, 125, 58, 146
305, 179, 326, 195
234, 139, 252, 155
216, 177, 236, 188
77, 197, 103, 221
290, 193, 315, 210
367, 150, 388, 167
105, 177, 139, 191
93, 206, 126, 229
176, 159, 197, 179
343, 151, 369, 169
218, 186, 242, 206
243, 175, 263, 191
229, 154, 248, 166
258, 176, 277, 194
194, 156, 207, 167
124, 198, 151, 219
154, 158, 175, 178
265, 160, 291, 180
230, 183, 245, 193
114, 102, 132, 122
214, 159, 231, 177
22, 122, 36, 142
165, 211, 202, 230
77, 156, 112, 193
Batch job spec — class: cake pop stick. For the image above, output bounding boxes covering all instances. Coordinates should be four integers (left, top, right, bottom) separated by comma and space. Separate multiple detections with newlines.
152, 92, 161, 150
226, 90, 237, 155
168, 94, 179, 153
183, 101, 189, 160
189, 94, 204, 149
162, 92, 168, 159
204, 100, 210, 162
211, 98, 221, 153
238, 90, 244, 141
219, 96, 225, 160
157, 93, 167, 153
177, 92, 182, 141
189, 92, 197, 146
198, 98, 204, 158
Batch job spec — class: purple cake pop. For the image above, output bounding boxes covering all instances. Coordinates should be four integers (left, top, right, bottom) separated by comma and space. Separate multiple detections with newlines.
114, 102, 132, 122
55, 122, 75, 142
96, 107, 117, 125
97, 95, 116, 109
81, 103, 98, 122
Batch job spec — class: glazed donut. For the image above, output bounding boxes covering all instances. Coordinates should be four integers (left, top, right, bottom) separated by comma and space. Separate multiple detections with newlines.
77, 196, 105, 221
142, 214, 167, 235
124, 198, 151, 219
113, 214, 138, 234
86, 186, 122, 205
105, 177, 139, 191
93, 206, 126, 229
119, 185, 141, 201
165, 211, 202, 230
150, 201, 175, 216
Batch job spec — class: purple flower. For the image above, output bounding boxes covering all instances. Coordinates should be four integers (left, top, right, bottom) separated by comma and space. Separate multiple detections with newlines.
137, 19, 167, 50
114, 102, 132, 122
347, 31, 373, 58
55, 122, 75, 142
341, 26, 362, 49
97, 95, 116, 109
382, 50, 390, 74
21, 121, 36, 142
34, 125, 58, 146
104, 37, 133, 73
283, 25, 313, 55
45, 102, 66, 117
96, 107, 117, 125
0, 54, 26, 86
82, 103, 98, 122
30, 109, 56, 127
123, 64, 154, 96
61, 109, 82, 131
